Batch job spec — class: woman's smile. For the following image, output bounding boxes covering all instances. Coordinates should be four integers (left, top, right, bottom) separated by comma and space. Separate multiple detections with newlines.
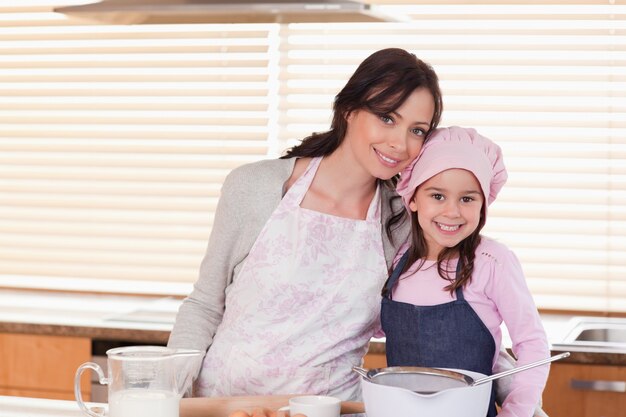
373, 147, 401, 167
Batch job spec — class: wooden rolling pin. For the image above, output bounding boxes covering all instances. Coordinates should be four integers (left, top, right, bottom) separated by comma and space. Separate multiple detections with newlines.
180, 396, 365, 417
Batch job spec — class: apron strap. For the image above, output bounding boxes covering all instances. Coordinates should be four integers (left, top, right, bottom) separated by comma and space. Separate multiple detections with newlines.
382, 251, 410, 299
383, 252, 468, 301
454, 258, 465, 301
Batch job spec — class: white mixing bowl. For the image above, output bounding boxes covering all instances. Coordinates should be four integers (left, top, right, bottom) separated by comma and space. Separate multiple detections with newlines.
360, 368, 492, 417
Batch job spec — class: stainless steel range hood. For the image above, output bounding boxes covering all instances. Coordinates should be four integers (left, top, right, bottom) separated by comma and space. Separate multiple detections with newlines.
54, 0, 399, 25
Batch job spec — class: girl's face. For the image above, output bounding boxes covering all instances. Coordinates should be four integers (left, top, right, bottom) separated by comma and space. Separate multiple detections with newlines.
342, 87, 435, 180
409, 169, 484, 260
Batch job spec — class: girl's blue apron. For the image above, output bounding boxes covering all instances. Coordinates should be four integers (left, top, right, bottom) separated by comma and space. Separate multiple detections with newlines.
381, 252, 498, 417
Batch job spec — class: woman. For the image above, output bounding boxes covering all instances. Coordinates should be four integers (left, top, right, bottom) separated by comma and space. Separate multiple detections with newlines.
168, 48, 542, 414
169, 47, 440, 399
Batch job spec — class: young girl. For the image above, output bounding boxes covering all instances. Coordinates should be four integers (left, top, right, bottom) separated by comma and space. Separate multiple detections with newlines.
383, 126, 550, 417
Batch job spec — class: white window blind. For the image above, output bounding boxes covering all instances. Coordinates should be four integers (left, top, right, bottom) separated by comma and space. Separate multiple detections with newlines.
0, 1, 624, 313
0, 1, 278, 294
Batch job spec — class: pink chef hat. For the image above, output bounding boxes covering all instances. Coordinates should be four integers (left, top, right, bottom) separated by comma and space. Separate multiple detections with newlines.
396, 126, 508, 211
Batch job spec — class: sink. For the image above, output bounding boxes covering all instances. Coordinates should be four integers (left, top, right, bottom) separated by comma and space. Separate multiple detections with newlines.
104, 309, 176, 325
102, 297, 180, 326
574, 328, 626, 344
552, 316, 626, 353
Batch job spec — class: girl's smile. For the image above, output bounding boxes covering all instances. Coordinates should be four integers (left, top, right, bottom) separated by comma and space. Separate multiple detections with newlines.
435, 222, 463, 233
409, 168, 484, 259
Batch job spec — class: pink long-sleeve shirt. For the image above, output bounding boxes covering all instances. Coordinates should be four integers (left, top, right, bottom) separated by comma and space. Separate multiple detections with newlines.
389, 237, 549, 417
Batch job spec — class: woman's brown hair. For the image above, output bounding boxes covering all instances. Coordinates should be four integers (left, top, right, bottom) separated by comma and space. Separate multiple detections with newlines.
282, 48, 443, 239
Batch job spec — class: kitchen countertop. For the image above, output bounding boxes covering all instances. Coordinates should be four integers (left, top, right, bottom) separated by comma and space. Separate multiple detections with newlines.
1, 289, 623, 365
0, 395, 92, 417
0, 395, 361, 417
0, 289, 176, 344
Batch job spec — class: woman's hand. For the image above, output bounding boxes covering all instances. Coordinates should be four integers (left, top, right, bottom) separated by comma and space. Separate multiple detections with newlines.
228, 410, 307, 417
228, 409, 272, 417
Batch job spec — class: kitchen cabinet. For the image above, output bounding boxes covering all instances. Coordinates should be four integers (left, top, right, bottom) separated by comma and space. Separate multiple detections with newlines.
542, 362, 625, 417
363, 352, 386, 369
0, 332, 91, 401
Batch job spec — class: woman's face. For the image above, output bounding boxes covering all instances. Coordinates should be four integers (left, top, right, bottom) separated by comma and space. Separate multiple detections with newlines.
343, 87, 435, 180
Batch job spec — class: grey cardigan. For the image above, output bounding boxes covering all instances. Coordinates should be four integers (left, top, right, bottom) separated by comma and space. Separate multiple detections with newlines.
168, 157, 409, 352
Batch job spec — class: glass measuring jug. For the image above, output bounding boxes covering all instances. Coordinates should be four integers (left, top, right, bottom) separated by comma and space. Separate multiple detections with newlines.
75, 345, 203, 417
